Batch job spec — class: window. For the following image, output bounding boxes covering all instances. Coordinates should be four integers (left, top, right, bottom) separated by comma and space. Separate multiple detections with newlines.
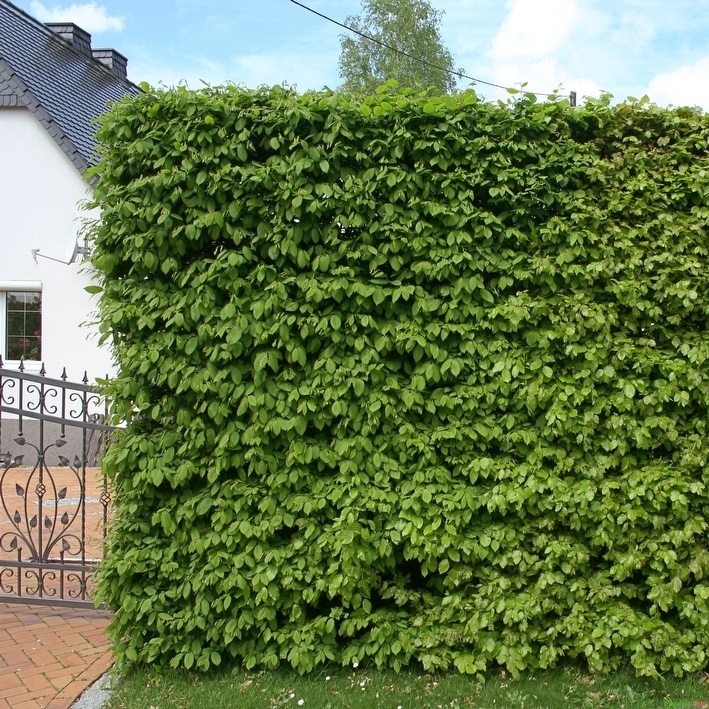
0, 283, 42, 362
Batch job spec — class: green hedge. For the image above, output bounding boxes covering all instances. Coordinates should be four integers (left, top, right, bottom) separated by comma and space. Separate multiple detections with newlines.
92, 84, 709, 677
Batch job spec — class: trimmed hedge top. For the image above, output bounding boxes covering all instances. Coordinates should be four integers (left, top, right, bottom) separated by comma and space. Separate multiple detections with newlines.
92, 85, 709, 677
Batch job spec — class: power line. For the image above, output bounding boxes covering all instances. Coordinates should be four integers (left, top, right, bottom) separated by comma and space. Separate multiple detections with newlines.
289, 0, 574, 102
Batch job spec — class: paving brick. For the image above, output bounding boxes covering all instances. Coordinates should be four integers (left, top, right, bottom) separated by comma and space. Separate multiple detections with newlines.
0, 671, 23, 691
10, 700, 45, 709
36, 635, 64, 654
78, 655, 113, 679
48, 673, 72, 691
12, 688, 54, 703
46, 698, 75, 709
25, 648, 56, 668
16, 667, 54, 693
40, 660, 69, 675
54, 677, 94, 702
60, 651, 90, 668
78, 644, 111, 659
2, 647, 31, 668
0, 681, 34, 701
13, 629, 40, 642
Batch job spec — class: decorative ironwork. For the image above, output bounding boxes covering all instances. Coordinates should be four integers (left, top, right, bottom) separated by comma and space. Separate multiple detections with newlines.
0, 358, 116, 608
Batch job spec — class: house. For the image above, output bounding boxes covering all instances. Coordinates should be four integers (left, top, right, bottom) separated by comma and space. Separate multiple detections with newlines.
0, 0, 140, 381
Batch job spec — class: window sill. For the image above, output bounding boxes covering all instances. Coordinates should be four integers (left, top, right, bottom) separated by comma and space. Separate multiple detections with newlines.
1, 360, 43, 373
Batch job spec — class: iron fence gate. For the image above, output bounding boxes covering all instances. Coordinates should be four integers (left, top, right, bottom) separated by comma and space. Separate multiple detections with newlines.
0, 359, 116, 607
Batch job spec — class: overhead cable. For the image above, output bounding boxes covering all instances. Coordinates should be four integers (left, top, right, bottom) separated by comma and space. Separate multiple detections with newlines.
289, 0, 574, 102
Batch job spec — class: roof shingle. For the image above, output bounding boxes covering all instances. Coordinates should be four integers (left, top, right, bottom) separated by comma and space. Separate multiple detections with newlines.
0, 0, 140, 169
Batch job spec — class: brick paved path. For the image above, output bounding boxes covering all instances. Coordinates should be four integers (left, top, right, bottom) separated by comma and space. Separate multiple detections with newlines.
0, 599, 112, 708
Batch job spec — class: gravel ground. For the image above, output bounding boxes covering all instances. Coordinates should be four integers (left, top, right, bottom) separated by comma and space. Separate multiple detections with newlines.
72, 673, 113, 709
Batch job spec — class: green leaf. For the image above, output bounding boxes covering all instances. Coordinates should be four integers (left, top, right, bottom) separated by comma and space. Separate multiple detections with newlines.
185, 337, 198, 355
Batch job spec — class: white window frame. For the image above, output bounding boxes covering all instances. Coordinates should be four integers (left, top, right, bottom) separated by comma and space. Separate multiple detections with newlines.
0, 281, 43, 369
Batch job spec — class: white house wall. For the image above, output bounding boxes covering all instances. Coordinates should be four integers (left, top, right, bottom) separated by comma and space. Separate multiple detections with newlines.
0, 107, 113, 382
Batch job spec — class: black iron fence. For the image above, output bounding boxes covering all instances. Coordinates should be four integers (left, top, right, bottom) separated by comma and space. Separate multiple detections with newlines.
0, 359, 116, 607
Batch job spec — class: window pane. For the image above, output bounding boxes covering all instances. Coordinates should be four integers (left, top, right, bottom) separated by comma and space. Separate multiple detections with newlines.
5, 291, 42, 361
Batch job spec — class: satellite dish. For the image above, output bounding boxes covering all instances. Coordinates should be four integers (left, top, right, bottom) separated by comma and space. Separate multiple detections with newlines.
32, 232, 81, 266
32, 207, 93, 266
64, 233, 80, 264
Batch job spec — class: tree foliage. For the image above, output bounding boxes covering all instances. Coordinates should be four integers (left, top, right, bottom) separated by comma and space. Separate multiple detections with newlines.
91, 84, 709, 678
338, 0, 460, 94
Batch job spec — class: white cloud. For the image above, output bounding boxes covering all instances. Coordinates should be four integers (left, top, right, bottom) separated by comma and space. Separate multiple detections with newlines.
488, 54, 602, 100
612, 11, 655, 49
30, 1, 124, 32
127, 55, 224, 91
481, 0, 602, 100
492, 0, 583, 62
234, 51, 338, 91
129, 48, 338, 93
645, 56, 709, 110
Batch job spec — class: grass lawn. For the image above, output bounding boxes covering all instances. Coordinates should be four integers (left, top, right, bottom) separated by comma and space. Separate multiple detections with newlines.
104, 665, 709, 708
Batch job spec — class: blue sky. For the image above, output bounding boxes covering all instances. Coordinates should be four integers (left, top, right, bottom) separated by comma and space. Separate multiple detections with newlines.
15, 0, 709, 109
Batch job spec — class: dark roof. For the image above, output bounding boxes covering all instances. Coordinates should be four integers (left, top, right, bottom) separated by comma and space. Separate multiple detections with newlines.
0, 0, 140, 171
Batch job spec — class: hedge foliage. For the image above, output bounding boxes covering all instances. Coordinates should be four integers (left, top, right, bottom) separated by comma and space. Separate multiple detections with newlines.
91, 84, 709, 677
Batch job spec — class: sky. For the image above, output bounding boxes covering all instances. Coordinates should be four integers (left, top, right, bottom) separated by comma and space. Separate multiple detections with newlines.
13, 0, 709, 110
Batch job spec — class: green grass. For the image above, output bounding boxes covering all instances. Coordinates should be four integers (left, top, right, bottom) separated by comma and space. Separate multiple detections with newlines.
104, 666, 709, 709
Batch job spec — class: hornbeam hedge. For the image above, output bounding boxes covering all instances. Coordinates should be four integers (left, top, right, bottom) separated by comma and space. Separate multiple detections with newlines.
91, 84, 709, 677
